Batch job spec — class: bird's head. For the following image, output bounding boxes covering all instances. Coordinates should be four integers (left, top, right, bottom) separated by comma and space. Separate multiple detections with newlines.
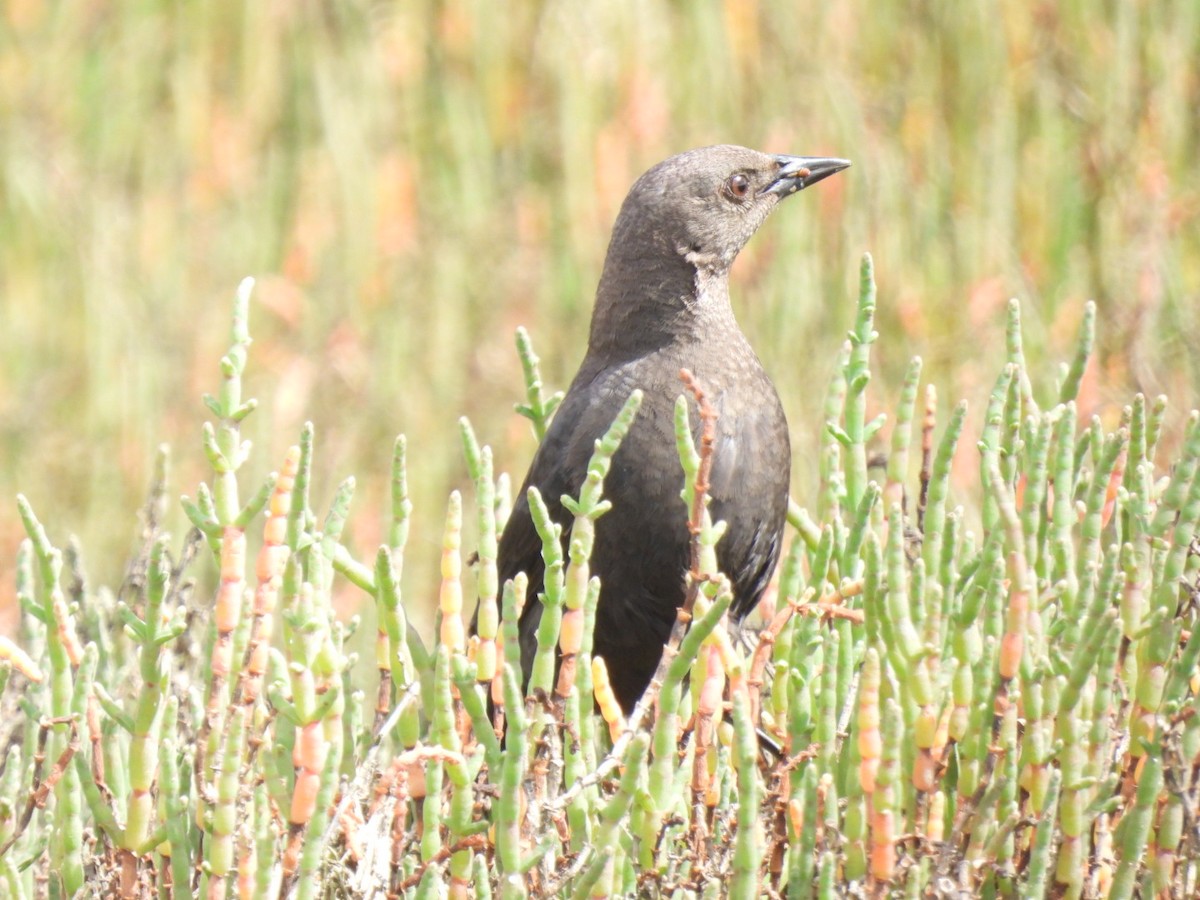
588, 145, 849, 359
609, 145, 851, 275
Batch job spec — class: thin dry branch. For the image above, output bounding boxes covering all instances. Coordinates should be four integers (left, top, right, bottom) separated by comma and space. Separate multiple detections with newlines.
748, 581, 865, 726
0, 716, 79, 859
680, 367, 719, 619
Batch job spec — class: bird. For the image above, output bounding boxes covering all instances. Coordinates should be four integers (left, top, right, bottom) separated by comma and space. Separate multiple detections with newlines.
497, 145, 850, 713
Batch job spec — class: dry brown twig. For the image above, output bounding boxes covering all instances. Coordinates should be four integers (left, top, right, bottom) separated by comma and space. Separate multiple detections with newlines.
395, 834, 490, 890
0, 716, 79, 859
679, 367, 719, 619
747, 580, 865, 727
324, 678, 420, 848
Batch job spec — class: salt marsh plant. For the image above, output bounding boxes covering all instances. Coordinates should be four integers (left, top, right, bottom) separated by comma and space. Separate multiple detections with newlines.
1, 258, 1197, 898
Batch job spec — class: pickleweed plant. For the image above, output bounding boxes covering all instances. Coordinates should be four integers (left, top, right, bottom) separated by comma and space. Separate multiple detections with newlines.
1, 259, 1197, 898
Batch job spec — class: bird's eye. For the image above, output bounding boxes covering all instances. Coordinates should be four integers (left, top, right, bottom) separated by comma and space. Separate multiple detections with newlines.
727, 173, 751, 199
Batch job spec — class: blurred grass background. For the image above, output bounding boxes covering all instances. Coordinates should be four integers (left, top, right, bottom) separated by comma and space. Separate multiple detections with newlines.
1, 0, 1197, 632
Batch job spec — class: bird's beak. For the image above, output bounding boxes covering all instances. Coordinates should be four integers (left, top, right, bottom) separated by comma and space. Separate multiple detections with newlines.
765, 156, 852, 197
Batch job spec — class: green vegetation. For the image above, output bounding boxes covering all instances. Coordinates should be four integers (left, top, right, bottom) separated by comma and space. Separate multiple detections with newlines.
2, 1, 1198, 614
1, 1, 1199, 896
0, 262, 1196, 896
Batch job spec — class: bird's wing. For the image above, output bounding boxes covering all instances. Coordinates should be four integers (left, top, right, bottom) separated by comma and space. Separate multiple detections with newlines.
498, 364, 641, 676
706, 390, 790, 621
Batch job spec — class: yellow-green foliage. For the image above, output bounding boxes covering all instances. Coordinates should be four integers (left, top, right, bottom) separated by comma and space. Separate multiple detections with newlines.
1, 262, 1197, 897
2, 0, 1199, 612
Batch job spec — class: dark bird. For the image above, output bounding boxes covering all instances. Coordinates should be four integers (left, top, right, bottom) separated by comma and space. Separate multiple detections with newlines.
500, 145, 850, 712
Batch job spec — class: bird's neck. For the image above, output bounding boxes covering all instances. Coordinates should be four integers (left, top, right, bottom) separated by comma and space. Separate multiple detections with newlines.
586, 244, 741, 362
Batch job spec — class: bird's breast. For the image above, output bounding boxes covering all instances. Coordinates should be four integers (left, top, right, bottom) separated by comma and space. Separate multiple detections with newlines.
599, 342, 790, 505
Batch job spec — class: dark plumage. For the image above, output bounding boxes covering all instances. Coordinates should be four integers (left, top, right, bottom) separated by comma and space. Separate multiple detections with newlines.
500, 145, 850, 712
